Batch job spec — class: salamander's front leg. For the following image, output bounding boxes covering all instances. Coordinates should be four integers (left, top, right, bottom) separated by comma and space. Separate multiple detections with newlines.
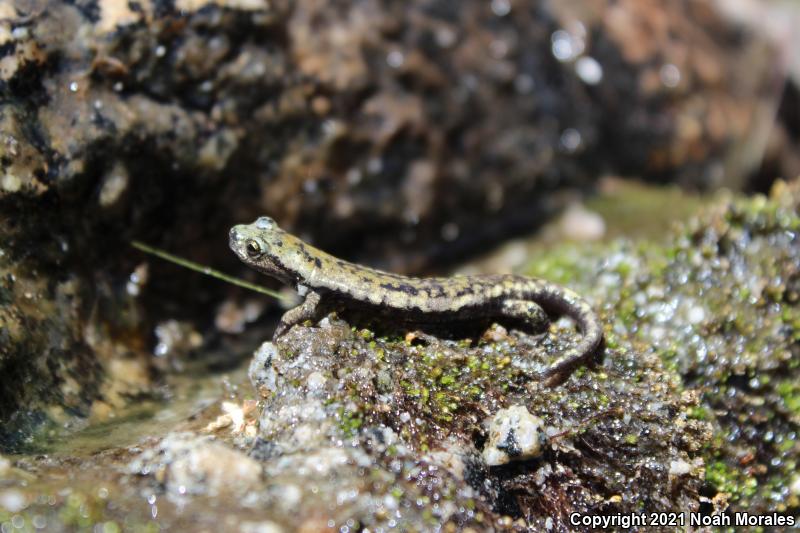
500, 299, 549, 332
274, 290, 322, 338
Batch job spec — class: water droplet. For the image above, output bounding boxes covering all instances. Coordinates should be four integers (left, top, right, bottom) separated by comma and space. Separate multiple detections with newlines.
660, 63, 681, 88
367, 158, 383, 174
11, 27, 29, 40
387, 50, 404, 68
551, 30, 583, 62
126, 281, 140, 296
489, 39, 508, 59
687, 305, 705, 324
490, 0, 511, 17
441, 222, 459, 241
346, 168, 362, 185
560, 128, 582, 152
514, 73, 535, 94
575, 56, 603, 85
435, 27, 456, 48
256, 217, 274, 229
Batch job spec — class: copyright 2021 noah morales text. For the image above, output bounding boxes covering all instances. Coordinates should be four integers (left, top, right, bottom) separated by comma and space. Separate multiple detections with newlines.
569, 511, 795, 529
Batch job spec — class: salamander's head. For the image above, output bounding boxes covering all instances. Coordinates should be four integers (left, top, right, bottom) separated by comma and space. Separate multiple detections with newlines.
229, 216, 293, 283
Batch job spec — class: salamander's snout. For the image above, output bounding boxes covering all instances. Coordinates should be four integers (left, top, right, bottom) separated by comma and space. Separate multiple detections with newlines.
228, 226, 247, 257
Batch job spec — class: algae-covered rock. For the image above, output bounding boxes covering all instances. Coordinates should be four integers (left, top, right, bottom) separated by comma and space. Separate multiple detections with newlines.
525, 180, 800, 516
244, 310, 708, 529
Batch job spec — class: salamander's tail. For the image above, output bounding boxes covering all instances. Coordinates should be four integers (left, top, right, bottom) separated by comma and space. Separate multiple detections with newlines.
532, 285, 604, 386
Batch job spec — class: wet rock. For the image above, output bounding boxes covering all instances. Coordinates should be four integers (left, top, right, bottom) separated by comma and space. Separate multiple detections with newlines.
153, 319, 203, 369
239, 521, 286, 533
482, 405, 544, 466
127, 432, 262, 498
243, 300, 709, 529
0, 249, 106, 449
524, 179, 800, 516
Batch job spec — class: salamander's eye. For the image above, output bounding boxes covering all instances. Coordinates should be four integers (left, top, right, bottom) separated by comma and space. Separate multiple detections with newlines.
245, 239, 263, 258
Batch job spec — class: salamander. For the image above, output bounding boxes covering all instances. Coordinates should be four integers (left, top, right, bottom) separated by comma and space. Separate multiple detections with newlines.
229, 216, 602, 382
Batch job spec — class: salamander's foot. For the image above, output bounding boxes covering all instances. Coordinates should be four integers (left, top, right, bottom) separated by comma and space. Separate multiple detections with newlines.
272, 321, 289, 338
273, 290, 322, 338
404, 330, 440, 345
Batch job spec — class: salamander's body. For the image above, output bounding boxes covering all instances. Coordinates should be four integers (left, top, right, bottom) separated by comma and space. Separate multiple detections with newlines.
229, 217, 602, 382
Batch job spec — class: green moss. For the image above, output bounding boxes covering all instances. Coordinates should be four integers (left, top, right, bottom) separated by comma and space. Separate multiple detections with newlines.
338, 407, 364, 437
688, 405, 710, 421
705, 460, 758, 502
776, 380, 800, 416
376, 335, 534, 438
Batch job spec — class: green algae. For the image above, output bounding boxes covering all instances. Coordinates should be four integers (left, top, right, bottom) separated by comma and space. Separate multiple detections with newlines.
776, 380, 800, 416
705, 460, 759, 503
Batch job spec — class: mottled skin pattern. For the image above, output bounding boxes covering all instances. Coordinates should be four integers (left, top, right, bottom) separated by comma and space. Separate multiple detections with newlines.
229, 217, 602, 383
